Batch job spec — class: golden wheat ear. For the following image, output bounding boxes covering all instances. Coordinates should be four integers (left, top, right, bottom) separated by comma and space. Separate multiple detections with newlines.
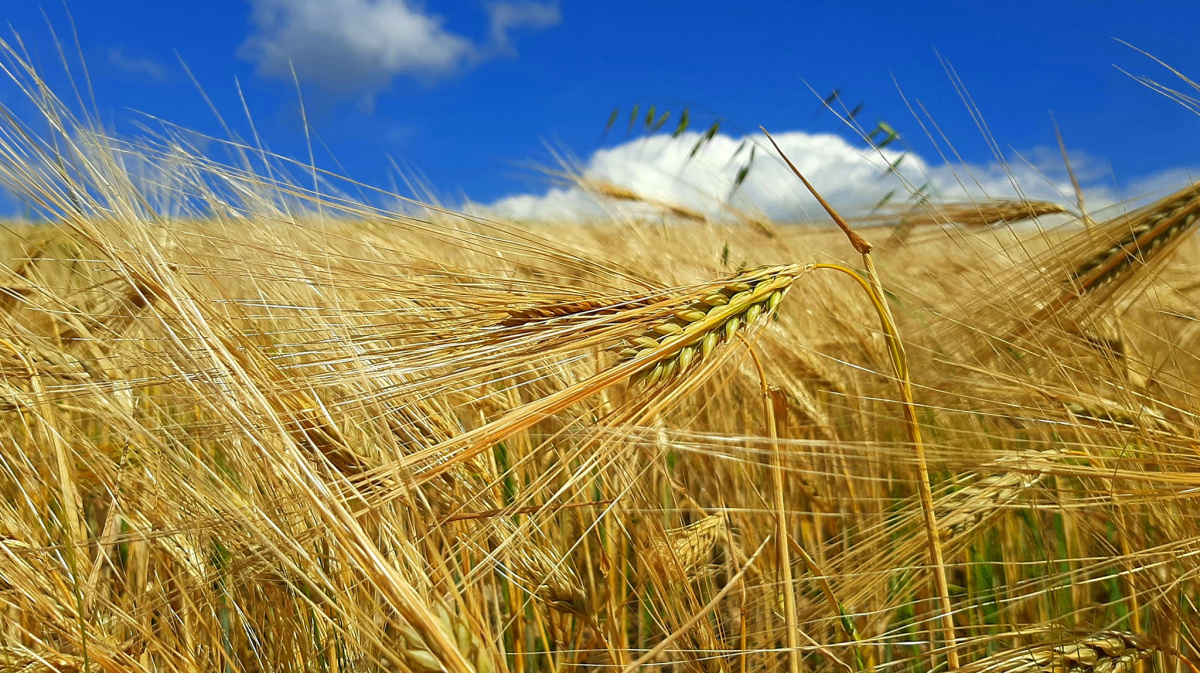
963, 631, 1157, 673
642, 513, 726, 581
369, 263, 809, 489
387, 599, 500, 673
975, 180, 1200, 357
486, 518, 589, 617
879, 199, 1070, 249
618, 264, 805, 387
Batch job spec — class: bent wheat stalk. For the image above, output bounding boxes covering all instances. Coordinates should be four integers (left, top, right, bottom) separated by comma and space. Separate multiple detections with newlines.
764, 127, 960, 670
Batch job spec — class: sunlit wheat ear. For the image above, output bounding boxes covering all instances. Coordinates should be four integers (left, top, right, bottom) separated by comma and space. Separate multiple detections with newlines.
964, 181, 1200, 361
1026, 181, 1200, 327
578, 177, 708, 222
645, 513, 726, 581
389, 600, 497, 673
967, 631, 1157, 673
932, 199, 1071, 228
611, 264, 808, 387
936, 451, 1054, 540
490, 520, 589, 617
883, 198, 1070, 247
384, 264, 810, 487
501, 294, 657, 326
1069, 183, 1200, 293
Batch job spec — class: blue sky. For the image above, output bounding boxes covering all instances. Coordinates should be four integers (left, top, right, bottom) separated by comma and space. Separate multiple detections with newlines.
5, 1, 1200, 220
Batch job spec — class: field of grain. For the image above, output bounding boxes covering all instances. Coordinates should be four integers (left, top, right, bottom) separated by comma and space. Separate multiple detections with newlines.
2, 41, 1200, 673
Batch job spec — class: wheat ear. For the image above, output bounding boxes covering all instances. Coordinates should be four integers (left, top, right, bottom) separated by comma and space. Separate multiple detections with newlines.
388, 600, 498, 673
382, 264, 809, 488
644, 513, 727, 581
968, 631, 1157, 673
489, 519, 589, 617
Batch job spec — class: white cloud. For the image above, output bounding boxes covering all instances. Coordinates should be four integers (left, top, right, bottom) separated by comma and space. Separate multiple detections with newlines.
486, 1, 561, 53
483, 130, 1200, 223
240, 0, 559, 97
107, 46, 168, 82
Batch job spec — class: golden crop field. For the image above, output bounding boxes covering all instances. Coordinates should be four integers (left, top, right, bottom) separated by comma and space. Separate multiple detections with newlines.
2, 39, 1200, 673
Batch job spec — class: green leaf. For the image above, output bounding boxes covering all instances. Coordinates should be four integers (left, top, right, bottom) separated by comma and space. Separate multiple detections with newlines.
728, 146, 756, 198
730, 164, 751, 195
876, 121, 900, 148
601, 107, 619, 142
652, 110, 670, 131
689, 121, 720, 159
873, 189, 897, 212
672, 108, 690, 138
913, 182, 932, 205
627, 104, 640, 135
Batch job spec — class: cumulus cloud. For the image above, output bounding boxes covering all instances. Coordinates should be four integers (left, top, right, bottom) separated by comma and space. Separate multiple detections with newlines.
483, 130, 1198, 223
240, 0, 559, 97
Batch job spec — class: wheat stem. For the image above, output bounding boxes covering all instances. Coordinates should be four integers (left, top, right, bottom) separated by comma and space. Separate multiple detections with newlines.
764, 126, 959, 670
746, 336, 802, 673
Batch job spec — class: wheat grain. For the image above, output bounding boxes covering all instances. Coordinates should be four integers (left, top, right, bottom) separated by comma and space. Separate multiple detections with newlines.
386, 600, 498, 673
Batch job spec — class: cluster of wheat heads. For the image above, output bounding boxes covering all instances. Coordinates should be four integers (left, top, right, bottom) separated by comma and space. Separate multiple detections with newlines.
4, 40, 1200, 673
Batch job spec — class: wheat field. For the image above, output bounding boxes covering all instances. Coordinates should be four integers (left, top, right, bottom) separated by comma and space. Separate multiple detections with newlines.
2, 38, 1200, 673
